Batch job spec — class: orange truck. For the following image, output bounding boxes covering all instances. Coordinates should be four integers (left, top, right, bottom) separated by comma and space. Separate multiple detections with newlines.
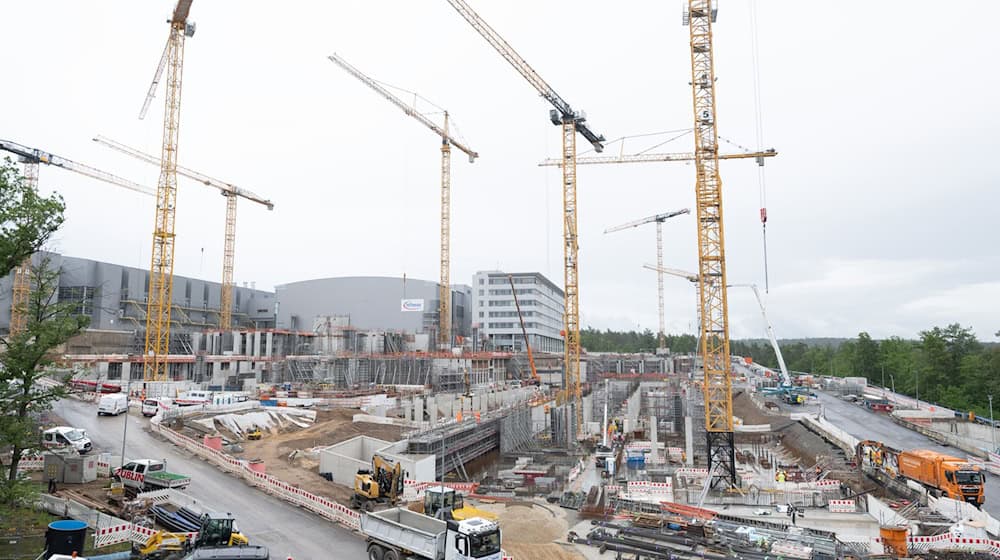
897, 449, 984, 506
859, 440, 985, 507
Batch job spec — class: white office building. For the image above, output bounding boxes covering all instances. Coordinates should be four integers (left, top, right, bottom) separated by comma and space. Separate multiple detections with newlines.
471, 270, 565, 354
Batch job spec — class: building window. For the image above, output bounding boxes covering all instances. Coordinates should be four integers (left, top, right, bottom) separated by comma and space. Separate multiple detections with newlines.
57, 286, 96, 316
479, 278, 484, 285
478, 289, 484, 296
107, 362, 123, 380
478, 312, 484, 318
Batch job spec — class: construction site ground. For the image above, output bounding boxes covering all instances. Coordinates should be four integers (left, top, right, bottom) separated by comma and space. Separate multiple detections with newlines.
475, 500, 582, 560
222, 408, 405, 507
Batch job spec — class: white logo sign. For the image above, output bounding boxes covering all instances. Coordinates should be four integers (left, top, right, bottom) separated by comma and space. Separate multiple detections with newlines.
400, 299, 425, 312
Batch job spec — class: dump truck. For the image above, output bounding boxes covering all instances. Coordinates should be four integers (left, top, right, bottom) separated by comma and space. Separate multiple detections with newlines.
361, 507, 502, 560
114, 459, 191, 492
857, 440, 984, 506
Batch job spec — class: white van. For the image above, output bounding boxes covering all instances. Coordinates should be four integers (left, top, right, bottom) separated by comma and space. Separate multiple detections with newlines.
42, 426, 92, 454
98, 392, 129, 416
141, 397, 173, 417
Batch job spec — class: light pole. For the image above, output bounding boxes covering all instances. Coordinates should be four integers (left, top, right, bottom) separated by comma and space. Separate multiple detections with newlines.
881, 365, 886, 393
890, 375, 896, 404
914, 368, 919, 409
990, 394, 996, 453
120, 370, 133, 467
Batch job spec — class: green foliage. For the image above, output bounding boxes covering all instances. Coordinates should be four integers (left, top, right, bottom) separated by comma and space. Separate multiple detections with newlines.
0, 158, 66, 277
1, 164, 84, 506
1, 257, 88, 504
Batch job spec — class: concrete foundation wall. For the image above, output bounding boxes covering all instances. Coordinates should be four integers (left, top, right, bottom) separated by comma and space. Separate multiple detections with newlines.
319, 435, 393, 486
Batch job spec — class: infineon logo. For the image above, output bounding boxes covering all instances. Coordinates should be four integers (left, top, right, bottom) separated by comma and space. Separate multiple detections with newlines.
400, 299, 425, 312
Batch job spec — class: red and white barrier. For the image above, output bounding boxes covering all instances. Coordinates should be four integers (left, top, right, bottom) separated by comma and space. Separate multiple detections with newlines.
828, 499, 856, 513
16, 455, 45, 473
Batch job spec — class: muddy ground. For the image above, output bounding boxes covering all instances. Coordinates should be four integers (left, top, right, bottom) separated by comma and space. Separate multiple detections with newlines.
226, 408, 405, 506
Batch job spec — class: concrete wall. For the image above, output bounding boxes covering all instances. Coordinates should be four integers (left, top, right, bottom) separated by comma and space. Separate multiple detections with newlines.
319, 435, 393, 486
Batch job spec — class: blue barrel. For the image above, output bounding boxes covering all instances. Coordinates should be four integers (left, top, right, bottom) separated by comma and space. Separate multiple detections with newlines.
45, 519, 88, 558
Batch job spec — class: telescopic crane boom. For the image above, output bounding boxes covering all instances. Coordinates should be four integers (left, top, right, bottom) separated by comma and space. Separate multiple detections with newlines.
327, 52, 477, 350
0, 139, 155, 336
444, 0, 604, 438
92, 135, 274, 330
139, 0, 197, 381
606, 210, 690, 350
508, 275, 540, 386
729, 283, 789, 386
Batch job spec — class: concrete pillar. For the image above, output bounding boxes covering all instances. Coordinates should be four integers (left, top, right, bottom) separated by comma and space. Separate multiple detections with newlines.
684, 416, 694, 466
582, 395, 593, 426
414, 397, 423, 424
479, 395, 487, 413
650, 415, 658, 463
427, 396, 438, 425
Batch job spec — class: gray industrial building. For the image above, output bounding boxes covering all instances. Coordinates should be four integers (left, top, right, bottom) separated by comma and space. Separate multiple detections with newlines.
274, 276, 472, 341
0, 252, 276, 336
471, 270, 565, 354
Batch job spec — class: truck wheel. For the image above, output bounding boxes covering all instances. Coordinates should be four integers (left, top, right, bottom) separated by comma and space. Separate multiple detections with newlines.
382, 549, 399, 560
366, 543, 384, 560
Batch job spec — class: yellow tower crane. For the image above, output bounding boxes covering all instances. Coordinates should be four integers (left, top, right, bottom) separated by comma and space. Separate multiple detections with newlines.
443, 0, 605, 439
326, 53, 477, 350
604, 209, 690, 351
685, 0, 738, 488
138, 0, 195, 381
92, 136, 274, 330
0, 139, 155, 335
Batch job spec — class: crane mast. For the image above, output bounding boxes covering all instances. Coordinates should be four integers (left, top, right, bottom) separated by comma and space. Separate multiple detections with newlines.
444, 0, 605, 438
92, 135, 274, 331
9, 161, 39, 337
141, 0, 195, 381
327, 53, 477, 350
686, 0, 737, 488
605, 209, 690, 350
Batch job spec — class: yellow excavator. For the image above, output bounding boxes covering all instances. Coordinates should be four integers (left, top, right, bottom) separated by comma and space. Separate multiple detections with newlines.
134, 512, 250, 558
352, 454, 404, 511
246, 425, 263, 441
420, 485, 498, 521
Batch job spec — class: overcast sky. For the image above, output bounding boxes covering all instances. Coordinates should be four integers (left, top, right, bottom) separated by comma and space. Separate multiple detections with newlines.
3, 1, 998, 341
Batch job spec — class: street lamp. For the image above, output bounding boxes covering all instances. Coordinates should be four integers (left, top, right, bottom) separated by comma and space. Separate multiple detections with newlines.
889, 375, 896, 404
990, 395, 996, 453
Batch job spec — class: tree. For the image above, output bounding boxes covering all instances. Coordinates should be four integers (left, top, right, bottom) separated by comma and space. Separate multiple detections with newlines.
0, 258, 89, 504
852, 332, 880, 383
0, 158, 66, 277
0, 162, 83, 506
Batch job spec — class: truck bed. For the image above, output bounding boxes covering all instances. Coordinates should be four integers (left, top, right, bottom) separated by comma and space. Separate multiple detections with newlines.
146, 471, 191, 488
361, 507, 445, 559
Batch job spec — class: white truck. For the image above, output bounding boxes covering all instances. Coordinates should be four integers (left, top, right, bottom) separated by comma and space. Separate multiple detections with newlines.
41, 426, 93, 454
114, 459, 191, 491
361, 507, 501, 560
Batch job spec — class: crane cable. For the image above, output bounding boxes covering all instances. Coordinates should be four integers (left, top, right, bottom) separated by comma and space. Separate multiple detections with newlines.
748, 0, 770, 292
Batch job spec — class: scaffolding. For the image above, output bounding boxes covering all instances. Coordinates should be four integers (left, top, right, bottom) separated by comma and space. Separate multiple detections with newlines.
407, 406, 533, 480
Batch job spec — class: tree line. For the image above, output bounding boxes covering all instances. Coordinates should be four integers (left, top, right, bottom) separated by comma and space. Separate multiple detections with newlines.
581, 324, 1000, 417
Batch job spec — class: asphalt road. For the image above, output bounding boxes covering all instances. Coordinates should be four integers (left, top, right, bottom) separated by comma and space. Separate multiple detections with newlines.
816, 391, 1000, 517
58, 398, 365, 559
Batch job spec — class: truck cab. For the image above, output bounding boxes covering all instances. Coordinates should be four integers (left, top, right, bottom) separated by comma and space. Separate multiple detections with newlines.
944, 466, 985, 506
451, 518, 501, 560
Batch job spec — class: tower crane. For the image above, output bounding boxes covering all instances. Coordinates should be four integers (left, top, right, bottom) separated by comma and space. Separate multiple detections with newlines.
443, 0, 605, 438
139, 0, 196, 381
539, 148, 776, 167
326, 53, 477, 351
605, 209, 690, 351
0, 139, 155, 335
643, 263, 701, 336
685, 0, 738, 489
92, 136, 274, 330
